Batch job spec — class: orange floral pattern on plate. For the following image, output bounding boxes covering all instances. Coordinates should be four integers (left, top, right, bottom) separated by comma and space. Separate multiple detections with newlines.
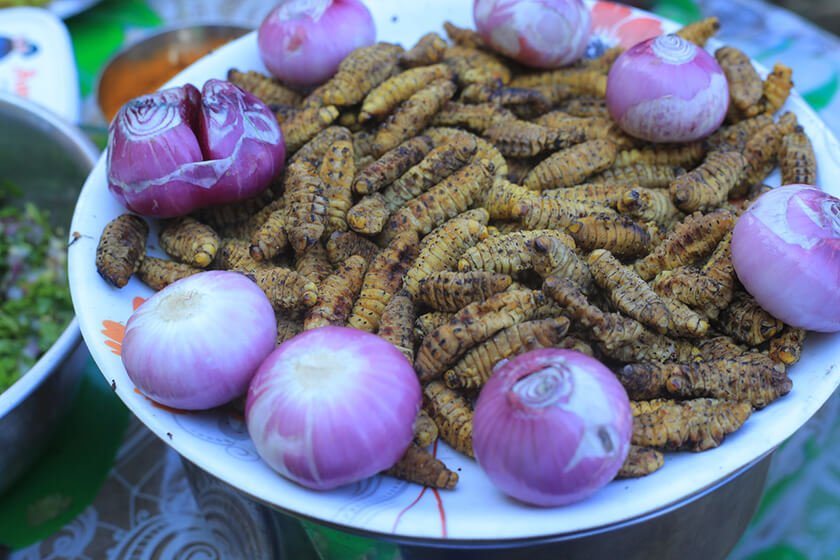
101, 296, 145, 356
588, 1, 664, 57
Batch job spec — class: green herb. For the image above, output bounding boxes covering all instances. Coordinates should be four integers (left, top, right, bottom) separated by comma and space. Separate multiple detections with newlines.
0, 194, 73, 393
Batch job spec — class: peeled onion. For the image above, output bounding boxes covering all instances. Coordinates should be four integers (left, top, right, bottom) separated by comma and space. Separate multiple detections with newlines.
258, 0, 376, 87
122, 271, 277, 410
473, 348, 632, 506
606, 34, 729, 143
732, 185, 840, 332
246, 327, 421, 490
107, 79, 285, 218
473, 0, 591, 68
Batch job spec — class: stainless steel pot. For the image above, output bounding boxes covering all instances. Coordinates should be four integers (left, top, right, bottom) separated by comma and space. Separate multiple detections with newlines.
0, 93, 99, 494
181, 452, 772, 559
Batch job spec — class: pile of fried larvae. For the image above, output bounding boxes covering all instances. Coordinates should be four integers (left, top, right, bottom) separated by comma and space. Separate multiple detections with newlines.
96, 17, 817, 491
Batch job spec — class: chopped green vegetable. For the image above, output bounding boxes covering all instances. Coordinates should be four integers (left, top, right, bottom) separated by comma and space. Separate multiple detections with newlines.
0, 184, 73, 392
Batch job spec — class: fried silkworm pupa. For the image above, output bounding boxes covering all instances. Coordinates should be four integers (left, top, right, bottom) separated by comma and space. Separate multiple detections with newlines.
424, 126, 509, 177
291, 126, 353, 166
303, 255, 367, 329
511, 196, 614, 230
319, 139, 355, 235
431, 101, 515, 133
227, 69, 302, 107
443, 20, 486, 48
714, 47, 762, 113
508, 68, 607, 98
384, 443, 458, 489
523, 139, 617, 190
528, 235, 594, 293
248, 266, 318, 310
382, 135, 478, 213
417, 271, 512, 312
556, 96, 609, 118
372, 79, 457, 156
621, 353, 791, 408
674, 16, 720, 47
479, 177, 538, 220
324, 231, 380, 267
443, 317, 570, 391
617, 187, 683, 226
218, 238, 270, 273
632, 398, 752, 452
347, 193, 389, 235
568, 213, 652, 259
249, 209, 288, 262
744, 62, 794, 118
443, 45, 512, 86
768, 326, 806, 366
780, 126, 817, 185
399, 32, 447, 67
403, 216, 489, 296
136, 256, 201, 291
284, 160, 329, 254
294, 243, 332, 283
484, 119, 574, 158
276, 312, 304, 345
415, 312, 455, 340
696, 336, 746, 360
157, 216, 220, 268
348, 230, 419, 333
669, 151, 749, 213
378, 289, 415, 362
458, 229, 576, 276
590, 163, 684, 189
381, 159, 493, 243
320, 42, 404, 106
616, 446, 665, 479
424, 381, 474, 457
634, 209, 735, 281
215, 196, 284, 242
360, 63, 453, 122
96, 213, 149, 288
280, 105, 340, 153
414, 289, 547, 382
716, 291, 785, 346
588, 249, 671, 334
614, 142, 706, 169
353, 135, 434, 195
413, 409, 439, 448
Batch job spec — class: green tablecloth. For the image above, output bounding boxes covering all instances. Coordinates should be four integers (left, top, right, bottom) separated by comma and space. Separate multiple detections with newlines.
3, 1, 839, 558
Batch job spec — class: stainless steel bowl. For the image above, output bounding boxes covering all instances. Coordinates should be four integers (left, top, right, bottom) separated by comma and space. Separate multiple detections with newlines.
94, 23, 251, 123
0, 93, 99, 493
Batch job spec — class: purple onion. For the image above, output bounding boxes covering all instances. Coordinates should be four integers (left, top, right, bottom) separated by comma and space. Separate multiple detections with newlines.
246, 326, 421, 490
474, 0, 591, 69
473, 348, 632, 507
732, 185, 840, 332
107, 79, 285, 218
258, 0, 376, 87
606, 34, 729, 143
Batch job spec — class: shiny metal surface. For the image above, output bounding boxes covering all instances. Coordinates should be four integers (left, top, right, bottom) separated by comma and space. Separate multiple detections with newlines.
183, 453, 772, 559
0, 93, 99, 493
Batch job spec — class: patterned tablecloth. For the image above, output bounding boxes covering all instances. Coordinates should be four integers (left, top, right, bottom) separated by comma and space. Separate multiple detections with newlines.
2, 1, 839, 559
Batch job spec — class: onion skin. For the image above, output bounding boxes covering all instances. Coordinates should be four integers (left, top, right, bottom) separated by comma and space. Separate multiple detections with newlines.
606, 34, 729, 143
121, 271, 277, 410
246, 326, 421, 490
473, 0, 591, 69
474, 348, 632, 507
107, 79, 285, 218
732, 185, 840, 332
258, 0, 376, 87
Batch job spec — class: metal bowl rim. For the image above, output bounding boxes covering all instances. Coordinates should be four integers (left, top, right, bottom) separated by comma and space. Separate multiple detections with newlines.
0, 92, 99, 416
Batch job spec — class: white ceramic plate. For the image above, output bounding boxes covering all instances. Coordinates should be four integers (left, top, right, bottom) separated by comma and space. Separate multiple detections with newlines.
68, 0, 840, 543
